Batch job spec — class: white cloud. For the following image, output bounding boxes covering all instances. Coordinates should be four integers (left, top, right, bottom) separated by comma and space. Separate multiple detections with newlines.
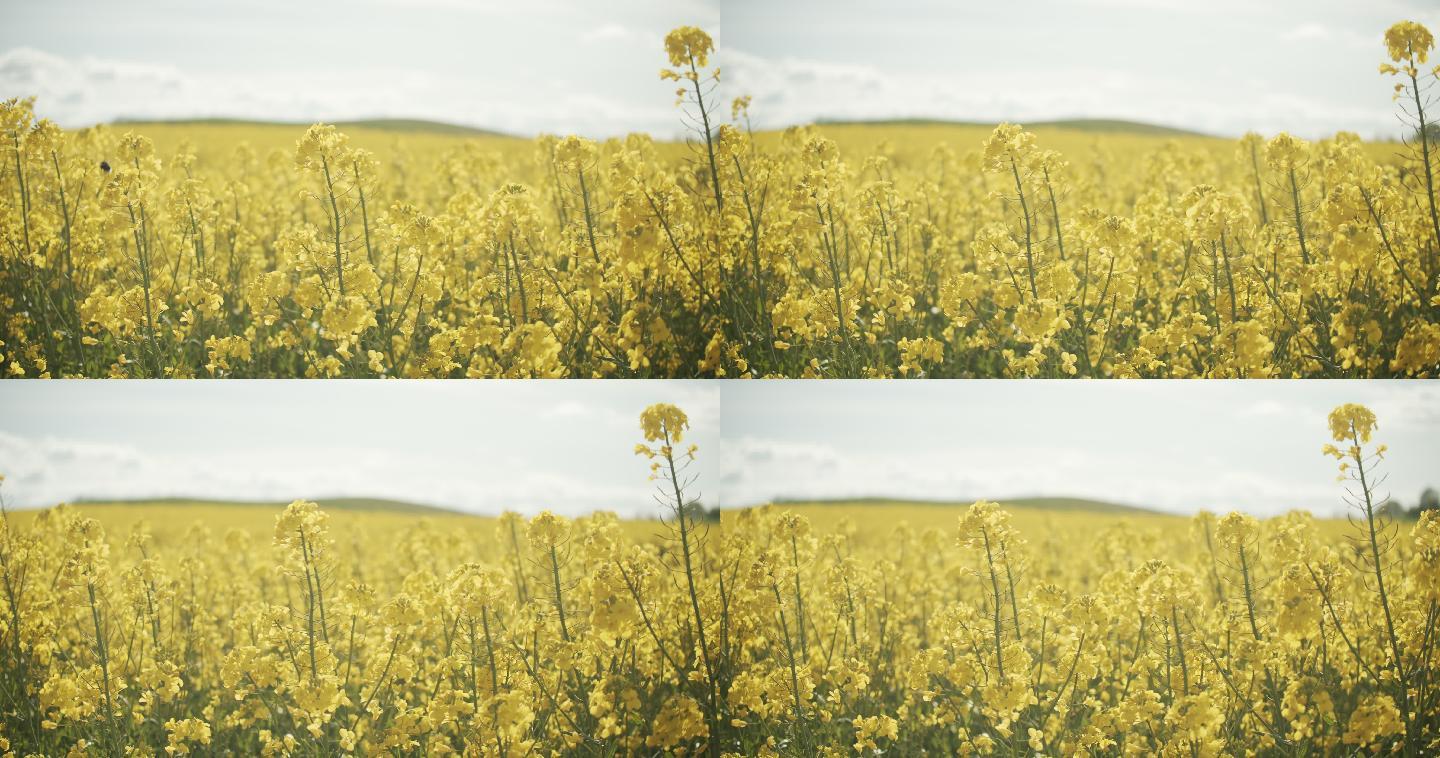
0, 381, 723, 519
1280, 23, 1375, 51
538, 400, 630, 427
722, 47, 1396, 139
0, 428, 658, 518
369, 0, 546, 11
1240, 399, 1295, 418
1233, 383, 1440, 432
0, 430, 275, 508
0, 46, 677, 138
1365, 382, 1440, 429
717, 433, 1324, 516
581, 24, 644, 44
1076, 0, 1256, 11
1283, 23, 1332, 42
715, 382, 1437, 518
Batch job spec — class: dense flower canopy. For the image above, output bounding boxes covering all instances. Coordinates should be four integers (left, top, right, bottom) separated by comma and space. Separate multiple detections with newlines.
3, 23, 1439, 378
4, 403, 1434, 753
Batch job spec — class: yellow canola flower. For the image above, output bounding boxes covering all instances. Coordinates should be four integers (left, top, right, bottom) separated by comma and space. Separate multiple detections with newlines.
5, 19, 1440, 378
3, 403, 1435, 753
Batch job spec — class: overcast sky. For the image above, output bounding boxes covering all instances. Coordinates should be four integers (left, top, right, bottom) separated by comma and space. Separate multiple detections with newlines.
5, 1, 1431, 139
0, 381, 719, 517
0, 0, 719, 138
723, 0, 1440, 139
717, 381, 1440, 517
1, 380, 1434, 518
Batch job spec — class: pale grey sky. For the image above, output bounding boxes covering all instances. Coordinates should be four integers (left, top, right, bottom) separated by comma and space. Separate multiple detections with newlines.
723, 0, 1440, 139
1, 380, 1434, 518
0, 381, 719, 517
5, 0, 1428, 139
0, 0, 719, 137
717, 381, 1440, 517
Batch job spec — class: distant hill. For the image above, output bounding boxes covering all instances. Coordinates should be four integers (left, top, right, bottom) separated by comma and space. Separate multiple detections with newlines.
70, 496, 461, 515
812, 117, 1211, 139
107, 116, 1208, 141
110, 116, 515, 139
768, 495, 1161, 515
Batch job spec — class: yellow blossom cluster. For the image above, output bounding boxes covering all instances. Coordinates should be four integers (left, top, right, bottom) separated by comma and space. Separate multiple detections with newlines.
714, 403, 1438, 753
5, 22, 1439, 377
0, 405, 737, 754
2, 402, 1434, 754
0, 25, 727, 378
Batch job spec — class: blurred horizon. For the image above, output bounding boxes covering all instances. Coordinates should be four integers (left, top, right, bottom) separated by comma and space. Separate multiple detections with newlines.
717, 381, 1439, 518
4, 381, 1435, 520
4, 1, 1437, 140
0, 381, 720, 519
0, 0, 719, 139
723, 0, 1440, 140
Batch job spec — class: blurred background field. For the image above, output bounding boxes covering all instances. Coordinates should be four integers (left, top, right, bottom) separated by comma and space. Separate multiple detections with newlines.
115, 116, 1405, 183
6, 498, 669, 552
729, 497, 1357, 553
